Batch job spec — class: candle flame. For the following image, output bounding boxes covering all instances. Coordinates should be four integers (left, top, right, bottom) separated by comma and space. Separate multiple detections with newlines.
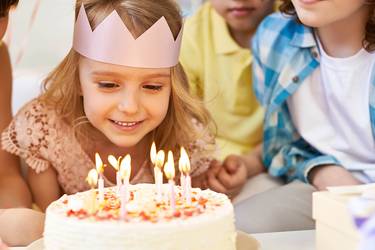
179, 147, 191, 174
150, 142, 157, 164
86, 169, 98, 188
155, 150, 165, 169
108, 155, 119, 171
164, 151, 175, 180
120, 154, 131, 180
95, 153, 104, 173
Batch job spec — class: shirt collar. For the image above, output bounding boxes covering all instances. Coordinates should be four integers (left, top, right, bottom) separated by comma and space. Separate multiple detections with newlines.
289, 20, 317, 48
210, 4, 243, 55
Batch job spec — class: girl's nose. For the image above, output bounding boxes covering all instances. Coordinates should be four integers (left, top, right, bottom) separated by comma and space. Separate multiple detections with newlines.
117, 91, 139, 114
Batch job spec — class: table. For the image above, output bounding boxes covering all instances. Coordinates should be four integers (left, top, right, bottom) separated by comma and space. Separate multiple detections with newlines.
11, 230, 316, 250
253, 230, 315, 250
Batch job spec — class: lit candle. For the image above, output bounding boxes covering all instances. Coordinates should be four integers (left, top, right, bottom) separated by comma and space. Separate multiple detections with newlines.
108, 155, 122, 194
156, 150, 165, 201
85, 169, 98, 214
180, 147, 192, 205
151, 142, 165, 202
164, 151, 176, 212
119, 154, 131, 220
179, 148, 186, 199
95, 153, 105, 204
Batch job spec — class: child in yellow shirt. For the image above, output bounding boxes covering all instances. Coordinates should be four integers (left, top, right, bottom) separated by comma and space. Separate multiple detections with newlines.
180, 0, 275, 199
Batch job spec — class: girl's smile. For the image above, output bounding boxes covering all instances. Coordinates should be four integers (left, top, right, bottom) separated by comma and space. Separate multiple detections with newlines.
109, 119, 144, 132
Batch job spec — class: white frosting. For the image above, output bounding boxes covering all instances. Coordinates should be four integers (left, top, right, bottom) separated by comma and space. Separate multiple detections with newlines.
44, 184, 236, 250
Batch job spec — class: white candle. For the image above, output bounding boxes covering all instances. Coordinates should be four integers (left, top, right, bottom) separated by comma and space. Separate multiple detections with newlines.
185, 175, 191, 206
120, 179, 129, 220
180, 173, 186, 198
95, 153, 105, 203
108, 155, 122, 194
119, 154, 131, 219
179, 147, 191, 204
154, 167, 162, 201
98, 176, 104, 203
169, 179, 175, 212
164, 151, 176, 211
155, 150, 165, 202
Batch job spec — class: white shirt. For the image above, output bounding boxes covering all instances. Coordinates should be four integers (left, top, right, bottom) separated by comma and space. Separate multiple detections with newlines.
287, 42, 375, 183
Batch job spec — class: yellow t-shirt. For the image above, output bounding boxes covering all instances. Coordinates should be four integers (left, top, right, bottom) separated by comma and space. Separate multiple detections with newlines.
180, 2, 264, 160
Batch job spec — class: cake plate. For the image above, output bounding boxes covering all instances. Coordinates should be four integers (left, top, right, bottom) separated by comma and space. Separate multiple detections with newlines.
26, 231, 260, 250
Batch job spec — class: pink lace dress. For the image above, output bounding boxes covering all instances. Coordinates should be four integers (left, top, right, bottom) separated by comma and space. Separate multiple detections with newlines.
1, 99, 215, 194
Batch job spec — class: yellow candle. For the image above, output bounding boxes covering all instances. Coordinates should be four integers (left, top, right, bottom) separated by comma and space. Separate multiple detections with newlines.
85, 168, 98, 214
95, 153, 105, 203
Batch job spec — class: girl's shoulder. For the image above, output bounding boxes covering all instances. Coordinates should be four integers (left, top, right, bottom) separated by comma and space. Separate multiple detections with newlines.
1, 99, 70, 173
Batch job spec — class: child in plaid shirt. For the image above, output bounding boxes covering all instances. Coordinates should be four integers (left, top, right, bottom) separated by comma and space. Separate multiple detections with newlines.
236, 0, 375, 233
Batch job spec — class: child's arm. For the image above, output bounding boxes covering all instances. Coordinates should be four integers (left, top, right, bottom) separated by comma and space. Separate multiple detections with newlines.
0, 43, 32, 208
28, 167, 61, 212
308, 165, 362, 191
0, 208, 44, 246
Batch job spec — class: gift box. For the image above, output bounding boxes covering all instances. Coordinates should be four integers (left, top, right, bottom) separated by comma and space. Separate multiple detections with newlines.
313, 191, 360, 250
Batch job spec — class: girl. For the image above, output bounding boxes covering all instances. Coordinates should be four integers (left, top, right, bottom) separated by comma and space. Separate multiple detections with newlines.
236, 0, 375, 233
1, 0, 215, 212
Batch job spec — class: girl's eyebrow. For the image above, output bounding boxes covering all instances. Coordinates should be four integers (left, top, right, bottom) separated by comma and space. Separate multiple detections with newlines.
90, 71, 171, 79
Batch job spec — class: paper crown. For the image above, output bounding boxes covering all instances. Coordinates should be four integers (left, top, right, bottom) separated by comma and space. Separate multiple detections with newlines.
73, 4, 183, 68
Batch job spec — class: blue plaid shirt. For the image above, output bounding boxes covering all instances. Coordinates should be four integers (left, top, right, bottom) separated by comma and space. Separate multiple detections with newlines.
252, 13, 375, 183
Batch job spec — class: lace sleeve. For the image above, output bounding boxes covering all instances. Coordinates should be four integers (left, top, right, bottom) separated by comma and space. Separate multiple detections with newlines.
1, 99, 52, 173
188, 119, 217, 177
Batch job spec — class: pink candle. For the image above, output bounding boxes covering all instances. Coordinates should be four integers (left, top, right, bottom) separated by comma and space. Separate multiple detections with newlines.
116, 172, 122, 193
169, 179, 175, 212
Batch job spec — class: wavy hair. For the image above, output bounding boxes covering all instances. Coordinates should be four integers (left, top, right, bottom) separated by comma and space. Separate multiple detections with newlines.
39, 0, 215, 157
279, 0, 375, 52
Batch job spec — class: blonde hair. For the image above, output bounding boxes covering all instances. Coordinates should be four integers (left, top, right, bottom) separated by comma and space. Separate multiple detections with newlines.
40, 0, 214, 155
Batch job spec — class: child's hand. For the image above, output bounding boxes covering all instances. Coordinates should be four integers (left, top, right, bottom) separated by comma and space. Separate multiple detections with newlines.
206, 156, 247, 199
0, 208, 44, 246
309, 165, 363, 191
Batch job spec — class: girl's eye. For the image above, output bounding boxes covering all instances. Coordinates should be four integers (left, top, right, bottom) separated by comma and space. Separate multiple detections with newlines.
143, 85, 163, 91
97, 82, 119, 89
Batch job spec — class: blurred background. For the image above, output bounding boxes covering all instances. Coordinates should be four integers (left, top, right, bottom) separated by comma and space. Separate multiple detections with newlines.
5, 0, 205, 114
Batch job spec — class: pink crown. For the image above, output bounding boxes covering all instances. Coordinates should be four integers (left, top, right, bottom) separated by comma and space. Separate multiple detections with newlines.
73, 4, 183, 68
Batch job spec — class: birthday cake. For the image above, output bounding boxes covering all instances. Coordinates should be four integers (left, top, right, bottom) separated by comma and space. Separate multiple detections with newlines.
44, 184, 236, 250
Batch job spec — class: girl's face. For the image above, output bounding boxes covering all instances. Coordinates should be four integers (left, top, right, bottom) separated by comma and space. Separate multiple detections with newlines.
210, 0, 274, 34
291, 0, 368, 28
79, 57, 172, 148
